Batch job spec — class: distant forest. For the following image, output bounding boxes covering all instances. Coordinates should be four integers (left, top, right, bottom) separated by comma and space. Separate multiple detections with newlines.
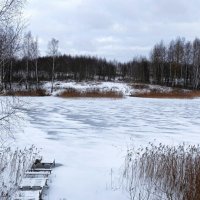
1, 32, 200, 90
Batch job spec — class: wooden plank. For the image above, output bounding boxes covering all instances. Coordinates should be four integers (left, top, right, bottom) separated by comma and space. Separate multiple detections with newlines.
12, 190, 42, 200
25, 171, 51, 176
29, 168, 52, 173
19, 178, 48, 189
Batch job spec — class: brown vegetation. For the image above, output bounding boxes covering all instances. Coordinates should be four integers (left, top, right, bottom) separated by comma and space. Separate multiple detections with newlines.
131, 90, 200, 99
3, 89, 48, 96
123, 143, 200, 200
57, 88, 123, 98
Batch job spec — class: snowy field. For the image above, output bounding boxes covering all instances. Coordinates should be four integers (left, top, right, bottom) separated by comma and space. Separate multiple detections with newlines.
12, 96, 200, 200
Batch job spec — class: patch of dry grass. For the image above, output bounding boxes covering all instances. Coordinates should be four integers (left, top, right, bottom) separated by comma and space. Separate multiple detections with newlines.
131, 90, 200, 99
4, 89, 48, 96
123, 143, 200, 200
58, 88, 123, 98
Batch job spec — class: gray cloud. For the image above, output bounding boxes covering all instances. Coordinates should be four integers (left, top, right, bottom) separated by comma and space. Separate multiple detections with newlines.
24, 0, 200, 61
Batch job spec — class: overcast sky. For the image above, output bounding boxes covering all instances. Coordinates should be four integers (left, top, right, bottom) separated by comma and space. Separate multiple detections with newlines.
24, 0, 200, 62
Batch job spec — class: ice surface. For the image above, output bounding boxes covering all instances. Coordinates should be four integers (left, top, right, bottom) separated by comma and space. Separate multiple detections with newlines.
13, 96, 200, 200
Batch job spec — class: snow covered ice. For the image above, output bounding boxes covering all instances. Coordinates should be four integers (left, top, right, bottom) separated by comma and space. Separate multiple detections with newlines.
13, 96, 200, 200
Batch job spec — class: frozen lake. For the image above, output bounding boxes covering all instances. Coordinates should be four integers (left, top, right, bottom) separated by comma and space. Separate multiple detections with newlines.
15, 97, 200, 200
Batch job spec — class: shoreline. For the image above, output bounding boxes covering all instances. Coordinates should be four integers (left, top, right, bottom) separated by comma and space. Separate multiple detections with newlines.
1, 81, 200, 99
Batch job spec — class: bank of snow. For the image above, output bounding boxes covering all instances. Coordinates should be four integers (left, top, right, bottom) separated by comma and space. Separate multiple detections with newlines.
1, 81, 192, 98
43, 81, 179, 97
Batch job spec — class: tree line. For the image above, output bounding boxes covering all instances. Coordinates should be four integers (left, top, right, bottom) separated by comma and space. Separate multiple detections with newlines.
150, 38, 200, 89
1, 28, 200, 91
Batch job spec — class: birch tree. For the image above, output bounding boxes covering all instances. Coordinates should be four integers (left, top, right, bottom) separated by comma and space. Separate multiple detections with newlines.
22, 31, 33, 90
0, 0, 26, 138
31, 37, 40, 89
192, 38, 200, 89
150, 41, 166, 84
183, 41, 192, 87
47, 38, 59, 93
0, 0, 25, 88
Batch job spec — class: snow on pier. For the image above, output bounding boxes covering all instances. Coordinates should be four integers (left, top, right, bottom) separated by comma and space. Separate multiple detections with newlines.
12, 159, 55, 200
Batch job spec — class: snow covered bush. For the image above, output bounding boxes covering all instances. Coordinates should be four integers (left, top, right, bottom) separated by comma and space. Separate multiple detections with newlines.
123, 143, 200, 200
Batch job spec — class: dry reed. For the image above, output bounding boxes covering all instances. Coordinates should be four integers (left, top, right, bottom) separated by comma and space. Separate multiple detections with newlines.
0, 145, 39, 198
58, 88, 123, 98
131, 90, 200, 99
3, 89, 48, 97
123, 143, 200, 200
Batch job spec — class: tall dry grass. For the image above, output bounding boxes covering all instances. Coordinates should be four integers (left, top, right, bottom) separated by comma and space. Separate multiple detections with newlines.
58, 88, 123, 98
3, 89, 48, 97
123, 143, 200, 200
131, 90, 200, 99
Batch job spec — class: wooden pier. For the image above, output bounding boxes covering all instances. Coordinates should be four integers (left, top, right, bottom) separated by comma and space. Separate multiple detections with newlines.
12, 159, 55, 200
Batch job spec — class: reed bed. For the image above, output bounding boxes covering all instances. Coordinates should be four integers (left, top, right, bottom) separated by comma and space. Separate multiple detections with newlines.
131, 90, 200, 99
123, 143, 200, 200
3, 89, 48, 96
58, 88, 123, 98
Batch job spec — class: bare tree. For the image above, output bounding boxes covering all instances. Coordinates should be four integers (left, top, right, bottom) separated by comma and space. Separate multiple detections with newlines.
150, 41, 166, 84
0, 0, 25, 90
0, 0, 25, 22
31, 36, 40, 89
47, 38, 59, 93
192, 38, 200, 89
167, 40, 175, 86
4, 26, 21, 90
22, 31, 33, 90
183, 41, 192, 87
0, 0, 26, 138
173, 38, 185, 85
